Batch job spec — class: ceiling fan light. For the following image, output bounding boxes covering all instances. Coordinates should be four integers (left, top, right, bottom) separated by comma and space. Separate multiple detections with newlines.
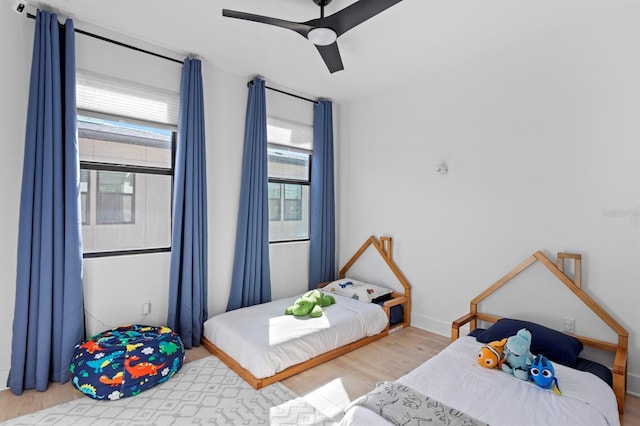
307, 27, 337, 46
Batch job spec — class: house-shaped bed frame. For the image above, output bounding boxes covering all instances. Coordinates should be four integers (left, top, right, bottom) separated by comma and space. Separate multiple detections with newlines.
451, 251, 628, 417
202, 235, 411, 389
335, 235, 411, 329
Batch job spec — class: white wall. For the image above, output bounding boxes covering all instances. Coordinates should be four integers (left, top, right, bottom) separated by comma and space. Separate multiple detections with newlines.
337, 1, 640, 395
83, 254, 171, 335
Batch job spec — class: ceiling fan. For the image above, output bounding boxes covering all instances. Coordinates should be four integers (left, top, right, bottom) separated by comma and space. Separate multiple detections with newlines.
222, 0, 404, 73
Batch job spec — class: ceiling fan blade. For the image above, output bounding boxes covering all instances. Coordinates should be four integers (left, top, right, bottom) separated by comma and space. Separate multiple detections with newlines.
315, 42, 344, 73
222, 9, 312, 36
305, 0, 403, 37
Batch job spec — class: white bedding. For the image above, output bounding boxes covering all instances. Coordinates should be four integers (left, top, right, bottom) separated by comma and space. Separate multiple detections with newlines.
202, 292, 389, 379
341, 336, 620, 426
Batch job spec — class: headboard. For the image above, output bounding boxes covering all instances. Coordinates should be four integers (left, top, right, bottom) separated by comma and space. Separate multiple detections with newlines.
450, 251, 628, 417
337, 235, 411, 330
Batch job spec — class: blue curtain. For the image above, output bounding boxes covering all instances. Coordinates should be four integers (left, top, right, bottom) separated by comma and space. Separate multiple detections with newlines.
168, 58, 208, 349
227, 77, 271, 311
308, 100, 336, 289
8, 10, 84, 395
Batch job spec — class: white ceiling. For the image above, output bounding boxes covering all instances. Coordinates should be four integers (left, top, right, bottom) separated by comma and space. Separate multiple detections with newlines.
29, 0, 609, 103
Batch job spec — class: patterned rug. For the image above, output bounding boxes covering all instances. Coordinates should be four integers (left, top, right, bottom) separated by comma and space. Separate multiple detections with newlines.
2, 356, 341, 425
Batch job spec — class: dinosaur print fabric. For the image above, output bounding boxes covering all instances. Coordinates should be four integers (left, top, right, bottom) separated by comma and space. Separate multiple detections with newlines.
69, 324, 185, 400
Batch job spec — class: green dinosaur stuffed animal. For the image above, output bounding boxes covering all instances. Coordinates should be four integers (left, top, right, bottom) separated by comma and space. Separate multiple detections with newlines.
285, 289, 335, 318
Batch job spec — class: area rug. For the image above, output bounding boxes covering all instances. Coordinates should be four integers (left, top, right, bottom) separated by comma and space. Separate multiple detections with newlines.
2, 356, 341, 425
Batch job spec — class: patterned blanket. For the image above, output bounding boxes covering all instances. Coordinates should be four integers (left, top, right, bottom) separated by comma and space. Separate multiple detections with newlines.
352, 381, 489, 426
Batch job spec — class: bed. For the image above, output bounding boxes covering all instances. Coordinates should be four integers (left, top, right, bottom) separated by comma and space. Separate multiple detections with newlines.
201, 235, 411, 389
341, 251, 628, 426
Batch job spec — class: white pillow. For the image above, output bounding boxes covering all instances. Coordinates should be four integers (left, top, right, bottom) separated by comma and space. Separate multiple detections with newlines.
323, 278, 393, 303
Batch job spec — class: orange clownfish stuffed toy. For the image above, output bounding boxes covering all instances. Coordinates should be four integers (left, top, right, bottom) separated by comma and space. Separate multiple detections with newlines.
477, 338, 508, 369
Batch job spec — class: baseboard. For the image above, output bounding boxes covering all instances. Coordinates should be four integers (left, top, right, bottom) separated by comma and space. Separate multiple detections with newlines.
410, 312, 450, 338
627, 372, 640, 397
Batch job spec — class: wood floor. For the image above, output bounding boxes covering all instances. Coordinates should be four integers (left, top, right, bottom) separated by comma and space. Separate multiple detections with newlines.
1, 327, 638, 424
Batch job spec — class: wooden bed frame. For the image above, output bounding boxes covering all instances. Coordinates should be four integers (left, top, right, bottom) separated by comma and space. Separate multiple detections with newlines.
450, 251, 628, 418
201, 235, 411, 389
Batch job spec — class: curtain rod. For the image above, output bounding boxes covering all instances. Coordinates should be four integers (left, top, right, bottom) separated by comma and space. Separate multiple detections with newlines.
247, 80, 317, 104
27, 12, 184, 65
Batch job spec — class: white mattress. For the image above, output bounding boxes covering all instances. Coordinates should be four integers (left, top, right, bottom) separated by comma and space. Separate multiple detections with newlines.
202, 292, 389, 379
341, 336, 620, 426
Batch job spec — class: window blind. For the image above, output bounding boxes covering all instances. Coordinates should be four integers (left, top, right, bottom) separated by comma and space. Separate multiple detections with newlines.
267, 116, 313, 151
76, 68, 180, 126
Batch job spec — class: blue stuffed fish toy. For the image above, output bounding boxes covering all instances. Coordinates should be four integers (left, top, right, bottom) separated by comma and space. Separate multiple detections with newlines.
530, 354, 562, 395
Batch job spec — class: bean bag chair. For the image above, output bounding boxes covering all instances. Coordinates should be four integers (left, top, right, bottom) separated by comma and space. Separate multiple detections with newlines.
70, 324, 185, 400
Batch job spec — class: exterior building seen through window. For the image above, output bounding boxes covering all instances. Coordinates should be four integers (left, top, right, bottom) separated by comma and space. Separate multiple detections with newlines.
78, 114, 175, 255
97, 170, 135, 224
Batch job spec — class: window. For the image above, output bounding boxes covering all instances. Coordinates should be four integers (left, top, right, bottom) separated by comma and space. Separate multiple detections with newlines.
267, 117, 312, 242
76, 68, 179, 257
78, 114, 175, 256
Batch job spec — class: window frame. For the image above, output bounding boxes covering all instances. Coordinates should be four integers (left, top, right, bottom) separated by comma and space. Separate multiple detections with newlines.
78, 111, 176, 258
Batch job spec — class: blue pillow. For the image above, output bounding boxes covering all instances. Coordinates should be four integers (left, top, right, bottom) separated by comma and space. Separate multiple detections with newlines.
474, 318, 583, 366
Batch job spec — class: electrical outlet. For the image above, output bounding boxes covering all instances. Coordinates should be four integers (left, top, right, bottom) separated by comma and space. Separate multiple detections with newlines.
142, 302, 151, 315
563, 317, 575, 334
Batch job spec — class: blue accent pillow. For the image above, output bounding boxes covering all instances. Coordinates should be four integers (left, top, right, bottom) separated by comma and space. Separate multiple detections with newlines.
474, 318, 583, 366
